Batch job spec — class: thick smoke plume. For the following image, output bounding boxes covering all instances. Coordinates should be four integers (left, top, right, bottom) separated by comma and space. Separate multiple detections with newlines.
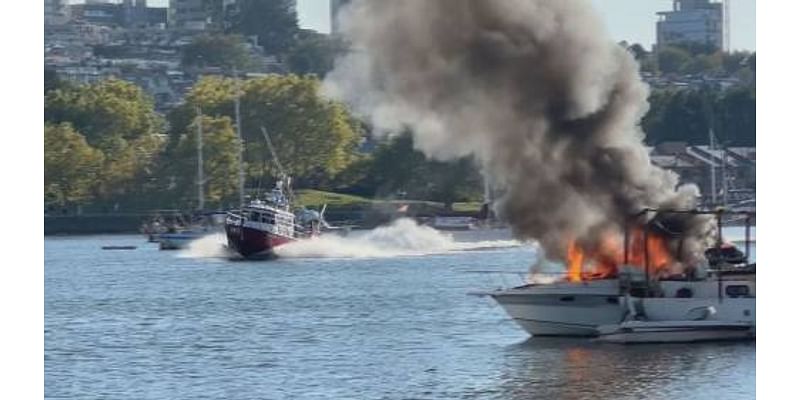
325, 0, 714, 266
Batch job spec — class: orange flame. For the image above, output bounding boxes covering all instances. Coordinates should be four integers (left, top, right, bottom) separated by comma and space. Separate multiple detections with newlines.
565, 227, 675, 282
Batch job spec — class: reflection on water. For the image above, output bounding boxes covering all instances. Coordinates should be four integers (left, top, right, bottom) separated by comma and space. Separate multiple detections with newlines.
488, 338, 755, 400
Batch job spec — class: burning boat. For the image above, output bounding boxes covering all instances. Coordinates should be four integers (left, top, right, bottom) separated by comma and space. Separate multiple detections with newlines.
481, 209, 755, 337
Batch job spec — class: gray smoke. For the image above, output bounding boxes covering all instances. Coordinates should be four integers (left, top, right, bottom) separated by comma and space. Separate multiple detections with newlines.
325, 0, 714, 265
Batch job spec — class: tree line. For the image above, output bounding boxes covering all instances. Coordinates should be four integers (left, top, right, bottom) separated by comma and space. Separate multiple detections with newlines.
44, 75, 485, 214
44, 44, 756, 214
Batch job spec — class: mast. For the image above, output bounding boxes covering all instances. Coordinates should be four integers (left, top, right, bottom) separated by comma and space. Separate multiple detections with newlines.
234, 69, 245, 206
708, 127, 717, 207
261, 127, 294, 204
721, 145, 729, 208
483, 172, 491, 206
196, 106, 205, 211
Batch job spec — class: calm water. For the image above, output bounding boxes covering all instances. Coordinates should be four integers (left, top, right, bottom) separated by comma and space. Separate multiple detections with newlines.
45, 228, 755, 400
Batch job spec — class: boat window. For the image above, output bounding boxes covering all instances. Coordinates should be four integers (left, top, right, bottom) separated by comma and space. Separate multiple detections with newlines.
606, 297, 619, 304
676, 288, 693, 298
725, 285, 750, 298
559, 296, 575, 302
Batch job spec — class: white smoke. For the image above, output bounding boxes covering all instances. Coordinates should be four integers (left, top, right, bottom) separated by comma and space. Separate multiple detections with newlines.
179, 233, 228, 258
177, 219, 520, 260
275, 218, 519, 259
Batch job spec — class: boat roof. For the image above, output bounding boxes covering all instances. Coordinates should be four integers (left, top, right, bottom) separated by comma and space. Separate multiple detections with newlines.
241, 202, 294, 216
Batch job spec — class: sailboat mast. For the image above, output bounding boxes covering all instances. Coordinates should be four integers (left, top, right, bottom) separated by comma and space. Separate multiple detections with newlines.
234, 71, 245, 206
721, 145, 728, 208
709, 127, 717, 207
196, 107, 205, 211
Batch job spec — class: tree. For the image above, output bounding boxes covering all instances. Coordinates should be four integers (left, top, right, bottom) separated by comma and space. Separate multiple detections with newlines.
657, 46, 692, 74
45, 79, 163, 147
44, 68, 69, 94
715, 86, 756, 146
181, 34, 253, 71
169, 75, 363, 189
642, 88, 708, 145
95, 134, 166, 202
642, 86, 756, 147
44, 79, 166, 209
287, 30, 343, 77
627, 43, 648, 61
44, 123, 105, 209
354, 134, 483, 206
227, 0, 299, 56
170, 116, 241, 209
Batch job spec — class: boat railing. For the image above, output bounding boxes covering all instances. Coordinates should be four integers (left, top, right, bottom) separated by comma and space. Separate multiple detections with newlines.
623, 207, 755, 299
462, 270, 565, 290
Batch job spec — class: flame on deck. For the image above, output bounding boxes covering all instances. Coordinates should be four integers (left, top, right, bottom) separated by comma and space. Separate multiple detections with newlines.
565, 227, 675, 282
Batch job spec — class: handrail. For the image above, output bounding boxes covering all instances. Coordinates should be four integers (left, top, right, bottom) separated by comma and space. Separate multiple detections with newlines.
638, 208, 755, 218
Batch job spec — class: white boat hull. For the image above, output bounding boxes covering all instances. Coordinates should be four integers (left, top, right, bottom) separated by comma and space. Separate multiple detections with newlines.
158, 232, 204, 250
489, 280, 623, 336
487, 277, 755, 337
597, 320, 755, 344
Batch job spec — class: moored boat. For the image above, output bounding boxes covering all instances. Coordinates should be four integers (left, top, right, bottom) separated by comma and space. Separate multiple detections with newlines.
480, 208, 756, 338
596, 320, 754, 344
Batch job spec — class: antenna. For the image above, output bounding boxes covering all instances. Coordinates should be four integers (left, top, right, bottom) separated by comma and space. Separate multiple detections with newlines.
233, 69, 245, 206
260, 127, 287, 177
261, 126, 295, 204
196, 106, 205, 211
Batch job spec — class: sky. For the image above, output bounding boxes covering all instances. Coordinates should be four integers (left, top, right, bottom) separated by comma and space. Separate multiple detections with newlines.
127, 0, 757, 51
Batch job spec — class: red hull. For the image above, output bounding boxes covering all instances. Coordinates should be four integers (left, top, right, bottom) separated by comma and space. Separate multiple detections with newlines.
225, 224, 294, 259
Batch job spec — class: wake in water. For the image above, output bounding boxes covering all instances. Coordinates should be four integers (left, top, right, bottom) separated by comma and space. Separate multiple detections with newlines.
179, 233, 229, 259
276, 218, 519, 259
179, 219, 520, 260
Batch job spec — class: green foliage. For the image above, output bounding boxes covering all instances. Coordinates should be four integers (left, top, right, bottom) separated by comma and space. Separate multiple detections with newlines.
45, 79, 163, 147
642, 87, 756, 146
44, 123, 105, 207
44, 79, 167, 210
294, 189, 372, 209
287, 30, 344, 77
657, 46, 692, 74
171, 74, 363, 188
95, 134, 166, 201
44, 68, 69, 94
627, 43, 648, 61
181, 34, 253, 70
715, 86, 756, 146
651, 45, 754, 77
227, 0, 299, 56
667, 41, 719, 57
354, 134, 483, 206
170, 116, 241, 209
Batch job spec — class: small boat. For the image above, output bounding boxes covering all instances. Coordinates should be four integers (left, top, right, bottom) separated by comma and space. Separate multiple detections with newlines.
432, 216, 476, 231
156, 212, 226, 250
157, 107, 225, 251
596, 320, 754, 344
101, 245, 137, 251
158, 230, 205, 250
